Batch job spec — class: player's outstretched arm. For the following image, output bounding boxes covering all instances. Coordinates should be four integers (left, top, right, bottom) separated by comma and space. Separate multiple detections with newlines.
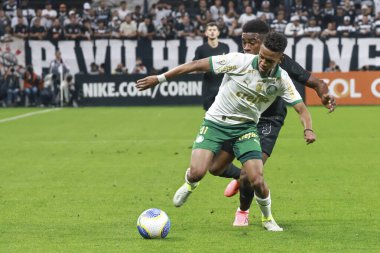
136, 58, 210, 91
292, 102, 316, 145
306, 75, 336, 113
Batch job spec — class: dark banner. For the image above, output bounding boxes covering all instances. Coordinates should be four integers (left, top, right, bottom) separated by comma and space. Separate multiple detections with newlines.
76, 74, 204, 106
12, 37, 380, 77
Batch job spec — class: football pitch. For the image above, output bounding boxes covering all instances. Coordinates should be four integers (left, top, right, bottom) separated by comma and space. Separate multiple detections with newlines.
0, 106, 379, 253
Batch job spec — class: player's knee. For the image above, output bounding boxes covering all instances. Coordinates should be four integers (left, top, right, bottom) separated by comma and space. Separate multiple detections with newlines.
208, 163, 225, 176
188, 166, 207, 181
250, 173, 264, 188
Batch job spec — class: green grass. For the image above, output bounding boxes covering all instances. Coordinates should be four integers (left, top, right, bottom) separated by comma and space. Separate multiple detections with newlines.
0, 106, 379, 253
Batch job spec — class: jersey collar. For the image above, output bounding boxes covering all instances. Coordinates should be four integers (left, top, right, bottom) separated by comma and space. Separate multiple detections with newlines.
251, 55, 281, 78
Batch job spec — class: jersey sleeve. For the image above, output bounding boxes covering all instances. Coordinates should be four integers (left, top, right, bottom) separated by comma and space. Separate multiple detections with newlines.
280, 71, 303, 106
209, 52, 243, 75
281, 54, 311, 85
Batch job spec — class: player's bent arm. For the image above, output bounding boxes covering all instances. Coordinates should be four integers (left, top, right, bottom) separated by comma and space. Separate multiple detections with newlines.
292, 102, 316, 145
306, 75, 336, 112
136, 58, 210, 91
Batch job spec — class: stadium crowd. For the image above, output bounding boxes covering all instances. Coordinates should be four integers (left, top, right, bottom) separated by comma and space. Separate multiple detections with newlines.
0, 0, 379, 107
0, 0, 379, 41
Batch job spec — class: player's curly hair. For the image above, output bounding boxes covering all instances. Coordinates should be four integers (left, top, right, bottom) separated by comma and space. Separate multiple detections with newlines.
263, 32, 288, 53
242, 20, 270, 34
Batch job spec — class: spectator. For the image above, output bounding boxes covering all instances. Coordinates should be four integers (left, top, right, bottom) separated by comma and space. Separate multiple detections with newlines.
256, 1, 274, 24
223, 10, 237, 29
334, 5, 346, 26
373, 11, 380, 36
138, 16, 155, 40
61, 74, 78, 107
3, 0, 18, 19
13, 17, 28, 39
57, 3, 68, 26
109, 16, 121, 38
64, 14, 82, 40
1, 24, 13, 42
210, 0, 225, 21
225, 0, 239, 20
304, 16, 322, 38
284, 15, 304, 38
0, 10, 10, 37
81, 19, 94, 40
357, 15, 373, 36
342, 0, 356, 19
321, 0, 336, 28
155, 17, 175, 40
270, 10, 288, 33
11, 8, 28, 29
132, 5, 143, 24
29, 17, 46, 40
321, 21, 337, 38
337, 16, 357, 37
4, 66, 21, 106
47, 19, 64, 42
113, 63, 127, 74
40, 73, 54, 106
176, 15, 197, 38
131, 57, 147, 74
96, 0, 111, 23
89, 62, 99, 75
153, 3, 172, 27
41, 2, 57, 28
117, 1, 130, 21
238, 6, 257, 27
172, 3, 189, 25
195, 0, 212, 34
309, 2, 323, 26
216, 17, 229, 38
119, 14, 137, 39
324, 60, 341, 72
94, 20, 110, 39
22, 65, 42, 106
291, 0, 308, 17
356, 4, 374, 24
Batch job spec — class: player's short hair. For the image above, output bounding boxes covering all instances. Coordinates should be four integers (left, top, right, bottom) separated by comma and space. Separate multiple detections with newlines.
263, 32, 288, 53
206, 22, 219, 30
242, 20, 269, 34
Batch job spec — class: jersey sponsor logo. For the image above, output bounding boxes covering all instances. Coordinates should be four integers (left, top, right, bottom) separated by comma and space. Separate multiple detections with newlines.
238, 132, 258, 141
217, 65, 237, 73
236, 91, 269, 104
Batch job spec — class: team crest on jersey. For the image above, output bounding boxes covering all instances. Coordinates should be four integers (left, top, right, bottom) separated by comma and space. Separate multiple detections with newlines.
195, 135, 204, 143
217, 56, 227, 65
266, 85, 278, 95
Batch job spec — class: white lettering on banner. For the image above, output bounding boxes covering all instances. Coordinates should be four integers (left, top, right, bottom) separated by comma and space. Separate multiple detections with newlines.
59, 41, 79, 74
295, 38, 324, 71
358, 38, 380, 68
371, 79, 380, 98
185, 37, 203, 63
152, 40, 180, 70
284, 37, 293, 58
124, 40, 137, 73
28, 40, 56, 76
160, 81, 202, 97
82, 81, 202, 98
109, 40, 123, 74
325, 38, 355, 72
325, 78, 362, 98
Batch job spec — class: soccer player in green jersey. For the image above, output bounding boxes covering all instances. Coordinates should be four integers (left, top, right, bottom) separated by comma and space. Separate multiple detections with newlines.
137, 32, 315, 231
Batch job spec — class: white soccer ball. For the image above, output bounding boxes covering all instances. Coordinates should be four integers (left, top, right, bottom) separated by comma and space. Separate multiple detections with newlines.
137, 208, 171, 239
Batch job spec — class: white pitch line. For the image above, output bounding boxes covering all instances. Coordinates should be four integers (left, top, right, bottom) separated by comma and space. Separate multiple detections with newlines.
0, 108, 61, 124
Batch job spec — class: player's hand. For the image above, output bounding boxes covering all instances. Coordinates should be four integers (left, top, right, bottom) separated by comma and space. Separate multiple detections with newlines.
136, 76, 159, 91
321, 94, 336, 113
304, 129, 316, 145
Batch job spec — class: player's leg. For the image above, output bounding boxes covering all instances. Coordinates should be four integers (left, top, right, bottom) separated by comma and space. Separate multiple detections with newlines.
240, 158, 283, 231
225, 117, 284, 197
173, 119, 223, 207
173, 149, 214, 207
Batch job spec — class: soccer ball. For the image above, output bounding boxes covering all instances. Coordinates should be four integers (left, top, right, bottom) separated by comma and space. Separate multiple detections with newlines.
137, 208, 171, 239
